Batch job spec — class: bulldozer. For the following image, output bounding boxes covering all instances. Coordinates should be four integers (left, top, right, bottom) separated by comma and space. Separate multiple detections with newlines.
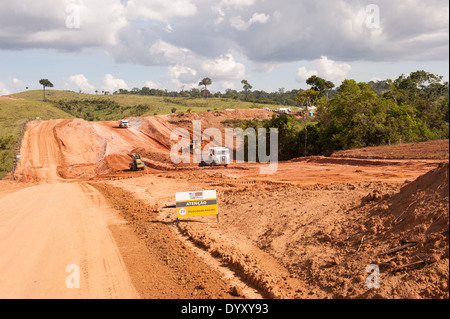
129, 154, 145, 171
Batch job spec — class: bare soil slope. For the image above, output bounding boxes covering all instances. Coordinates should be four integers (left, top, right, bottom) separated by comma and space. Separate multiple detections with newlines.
332, 140, 449, 160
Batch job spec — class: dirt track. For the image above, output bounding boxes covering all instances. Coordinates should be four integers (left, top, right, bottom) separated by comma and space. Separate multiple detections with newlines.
0, 110, 448, 299
0, 182, 139, 298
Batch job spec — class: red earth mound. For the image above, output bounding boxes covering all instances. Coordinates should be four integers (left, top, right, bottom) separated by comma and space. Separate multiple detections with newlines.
332, 140, 449, 160
342, 162, 449, 298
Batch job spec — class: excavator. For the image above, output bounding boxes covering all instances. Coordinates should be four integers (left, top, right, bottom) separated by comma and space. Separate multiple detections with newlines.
129, 154, 145, 171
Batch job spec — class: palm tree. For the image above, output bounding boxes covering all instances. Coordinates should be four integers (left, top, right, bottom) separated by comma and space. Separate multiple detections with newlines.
198, 77, 212, 100
39, 79, 54, 101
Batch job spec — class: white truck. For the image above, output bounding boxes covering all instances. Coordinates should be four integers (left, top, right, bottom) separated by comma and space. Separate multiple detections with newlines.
276, 107, 292, 114
199, 147, 231, 168
119, 120, 129, 128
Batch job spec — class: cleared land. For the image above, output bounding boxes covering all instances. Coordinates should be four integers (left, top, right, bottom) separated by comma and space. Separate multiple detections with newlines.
0, 109, 448, 299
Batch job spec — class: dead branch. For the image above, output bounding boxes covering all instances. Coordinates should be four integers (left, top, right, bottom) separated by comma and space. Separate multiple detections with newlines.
393, 260, 425, 272
357, 235, 365, 252
394, 199, 420, 224
377, 242, 418, 256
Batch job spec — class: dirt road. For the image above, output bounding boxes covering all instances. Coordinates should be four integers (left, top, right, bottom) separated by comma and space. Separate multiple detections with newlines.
0, 120, 140, 298
0, 182, 139, 299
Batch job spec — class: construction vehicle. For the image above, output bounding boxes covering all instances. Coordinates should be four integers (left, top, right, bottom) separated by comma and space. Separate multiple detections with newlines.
129, 154, 145, 171
119, 120, 129, 128
199, 147, 230, 168
276, 107, 292, 114
190, 139, 200, 154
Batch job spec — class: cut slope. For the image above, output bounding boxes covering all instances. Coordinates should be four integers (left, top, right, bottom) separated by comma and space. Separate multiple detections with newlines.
14, 110, 278, 181
339, 162, 449, 298
385, 162, 449, 238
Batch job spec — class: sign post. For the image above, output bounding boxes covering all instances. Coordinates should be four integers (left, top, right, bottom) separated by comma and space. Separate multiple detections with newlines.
176, 190, 219, 223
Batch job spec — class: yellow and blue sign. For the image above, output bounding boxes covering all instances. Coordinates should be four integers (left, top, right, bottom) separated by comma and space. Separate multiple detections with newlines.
176, 190, 218, 218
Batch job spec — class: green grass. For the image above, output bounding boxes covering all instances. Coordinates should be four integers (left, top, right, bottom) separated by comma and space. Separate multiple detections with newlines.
13, 90, 280, 119
0, 97, 74, 179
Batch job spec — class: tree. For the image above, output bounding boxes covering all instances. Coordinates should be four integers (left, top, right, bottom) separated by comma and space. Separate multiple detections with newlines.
198, 77, 212, 99
190, 88, 202, 98
241, 80, 253, 101
384, 70, 449, 139
306, 75, 335, 98
39, 79, 54, 101
296, 89, 320, 156
316, 79, 394, 150
324, 80, 335, 98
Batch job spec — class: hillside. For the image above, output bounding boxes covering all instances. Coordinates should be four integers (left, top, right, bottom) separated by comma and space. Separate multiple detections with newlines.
0, 95, 74, 179
13, 90, 280, 121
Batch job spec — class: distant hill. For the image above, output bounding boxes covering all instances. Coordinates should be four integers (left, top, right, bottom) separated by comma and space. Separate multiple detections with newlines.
13, 90, 280, 121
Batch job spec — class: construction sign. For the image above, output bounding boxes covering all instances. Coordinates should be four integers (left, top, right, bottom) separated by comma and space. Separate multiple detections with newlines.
176, 190, 218, 220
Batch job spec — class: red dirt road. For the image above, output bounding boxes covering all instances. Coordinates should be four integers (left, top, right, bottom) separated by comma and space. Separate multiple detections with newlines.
0, 120, 140, 298
0, 182, 139, 298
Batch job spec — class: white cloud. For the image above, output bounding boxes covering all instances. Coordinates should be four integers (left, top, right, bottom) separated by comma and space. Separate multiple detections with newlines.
200, 54, 246, 80
219, 80, 237, 91
101, 74, 129, 93
315, 56, 352, 83
0, 0, 129, 50
165, 24, 174, 33
252, 62, 278, 73
146, 40, 246, 89
220, 0, 257, 8
249, 13, 270, 25
149, 40, 193, 63
144, 81, 161, 89
66, 74, 96, 94
126, 0, 197, 23
296, 67, 318, 83
0, 78, 27, 95
230, 12, 270, 31
168, 65, 198, 87
297, 56, 351, 85
0, 82, 10, 95
10, 78, 26, 92
212, 6, 226, 25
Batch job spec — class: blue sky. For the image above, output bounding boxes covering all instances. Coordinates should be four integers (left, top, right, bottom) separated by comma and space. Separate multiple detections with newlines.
0, 0, 448, 95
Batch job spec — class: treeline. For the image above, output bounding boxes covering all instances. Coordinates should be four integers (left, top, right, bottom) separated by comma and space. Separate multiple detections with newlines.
112, 80, 393, 107
115, 87, 308, 106
234, 70, 449, 159
54, 99, 152, 121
